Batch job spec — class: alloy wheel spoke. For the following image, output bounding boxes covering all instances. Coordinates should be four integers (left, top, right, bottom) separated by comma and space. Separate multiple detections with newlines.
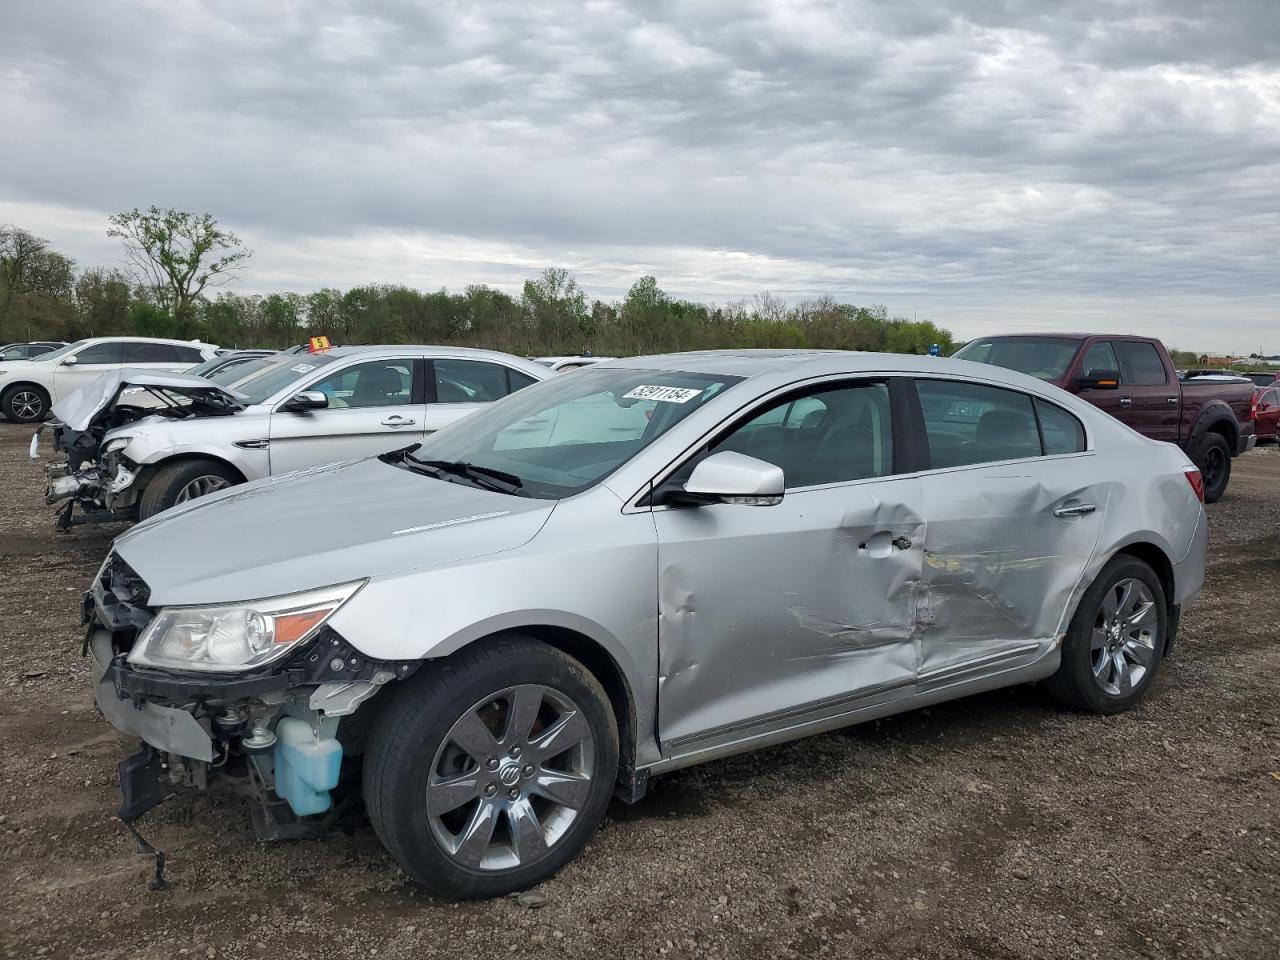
452, 799, 500, 867
1092, 651, 1111, 679
1124, 601, 1156, 632
1090, 627, 1109, 651
1124, 638, 1155, 668
1112, 652, 1132, 694
505, 685, 543, 746
1114, 581, 1135, 618
507, 800, 548, 863
449, 708, 502, 763
427, 771, 482, 816
532, 769, 592, 810
529, 709, 589, 763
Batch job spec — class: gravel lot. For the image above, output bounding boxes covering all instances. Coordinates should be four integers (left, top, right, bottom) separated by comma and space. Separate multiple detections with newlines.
1, 421, 1277, 960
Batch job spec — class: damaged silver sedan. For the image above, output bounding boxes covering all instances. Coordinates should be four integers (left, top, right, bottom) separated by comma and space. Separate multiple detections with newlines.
85, 350, 1207, 899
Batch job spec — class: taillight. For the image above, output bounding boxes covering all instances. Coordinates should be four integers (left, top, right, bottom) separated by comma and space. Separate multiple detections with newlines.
1250, 390, 1259, 421
1184, 465, 1205, 503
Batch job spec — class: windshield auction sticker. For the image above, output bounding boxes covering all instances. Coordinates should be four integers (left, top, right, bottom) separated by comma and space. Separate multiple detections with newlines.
623, 385, 704, 403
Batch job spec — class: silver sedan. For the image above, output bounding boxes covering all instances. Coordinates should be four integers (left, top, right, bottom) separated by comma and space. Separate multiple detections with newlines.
85, 350, 1206, 898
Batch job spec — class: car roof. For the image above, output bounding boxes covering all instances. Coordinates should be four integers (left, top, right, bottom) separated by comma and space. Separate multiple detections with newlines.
78, 336, 218, 347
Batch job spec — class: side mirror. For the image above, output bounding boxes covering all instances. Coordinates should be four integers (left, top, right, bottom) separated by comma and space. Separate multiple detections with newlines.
666, 451, 785, 507
281, 391, 329, 412
1075, 369, 1120, 390
61, 355, 79, 367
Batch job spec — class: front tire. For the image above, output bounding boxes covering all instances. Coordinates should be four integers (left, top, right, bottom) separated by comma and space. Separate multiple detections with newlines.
363, 637, 618, 899
1045, 556, 1167, 714
1, 384, 50, 423
1193, 432, 1232, 503
137, 459, 240, 520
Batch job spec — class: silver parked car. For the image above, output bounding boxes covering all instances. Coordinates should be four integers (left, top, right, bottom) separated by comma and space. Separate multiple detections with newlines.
86, 350, 1206, 898
35, 346, 550, 527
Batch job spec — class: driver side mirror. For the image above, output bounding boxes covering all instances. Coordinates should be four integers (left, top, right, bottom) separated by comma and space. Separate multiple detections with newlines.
281, 391, 329, 412
61, 355, 78, 367
1075, 369, 1120, 390
659, 451, 785, 507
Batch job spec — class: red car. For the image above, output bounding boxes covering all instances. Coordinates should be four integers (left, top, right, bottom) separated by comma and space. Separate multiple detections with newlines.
1255, 386, 1280, 442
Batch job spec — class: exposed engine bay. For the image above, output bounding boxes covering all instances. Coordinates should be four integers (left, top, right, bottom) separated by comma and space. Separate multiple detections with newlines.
33, 370, 246, 530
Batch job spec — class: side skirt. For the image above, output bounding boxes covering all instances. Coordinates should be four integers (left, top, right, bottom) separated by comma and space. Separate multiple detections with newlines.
644, 641, 1061, 777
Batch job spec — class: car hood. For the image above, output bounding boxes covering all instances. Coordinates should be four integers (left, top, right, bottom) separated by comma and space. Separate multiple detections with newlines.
51, 368, 247, 431
112, 456, 555, 606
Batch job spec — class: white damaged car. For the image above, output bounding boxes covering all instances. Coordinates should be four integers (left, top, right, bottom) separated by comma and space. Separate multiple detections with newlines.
33, 346, 550, 529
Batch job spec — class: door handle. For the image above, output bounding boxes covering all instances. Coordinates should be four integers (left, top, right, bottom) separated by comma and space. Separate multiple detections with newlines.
1166, 397, 1179, 405
381, 416, 417, 427
1054, 503, 1097, 518
891, 535, 912, 550
1118, 397, 1132, 407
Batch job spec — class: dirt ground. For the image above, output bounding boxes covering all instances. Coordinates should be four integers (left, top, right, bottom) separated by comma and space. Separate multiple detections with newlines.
0, 421, 1276, 960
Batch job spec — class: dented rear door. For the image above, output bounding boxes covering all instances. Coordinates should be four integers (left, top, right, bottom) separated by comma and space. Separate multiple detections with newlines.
911, 377, 1105, 684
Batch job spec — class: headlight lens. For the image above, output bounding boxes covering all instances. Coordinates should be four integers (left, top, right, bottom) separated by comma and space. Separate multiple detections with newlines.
128, 580, 365, 673
102, 437, 132, 454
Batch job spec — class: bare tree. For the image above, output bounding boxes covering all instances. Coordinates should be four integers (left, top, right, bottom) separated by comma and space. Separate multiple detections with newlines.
107, 207, 252, 321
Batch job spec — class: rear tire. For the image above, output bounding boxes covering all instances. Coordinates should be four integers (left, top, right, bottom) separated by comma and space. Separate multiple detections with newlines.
1045, 556, 1167, 714
1192, 432, 1231, 503
1, 384, 50, 423
137, 459, 240, 520
363, 637, 618, 899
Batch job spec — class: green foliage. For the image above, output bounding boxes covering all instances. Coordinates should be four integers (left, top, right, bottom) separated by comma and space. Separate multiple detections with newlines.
1, 219, 974, 359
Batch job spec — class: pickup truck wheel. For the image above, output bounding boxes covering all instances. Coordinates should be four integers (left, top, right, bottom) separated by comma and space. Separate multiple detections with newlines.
1193, 433, 1231, 503
1, 384, 50, 423
137, 459, 240, 519
1045, 556, 1167, 715
363, 637, 618, 899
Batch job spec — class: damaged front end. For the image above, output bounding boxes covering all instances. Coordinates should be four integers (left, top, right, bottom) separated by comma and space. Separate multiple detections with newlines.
34, 370, 246, 530
85, 552, 418, 843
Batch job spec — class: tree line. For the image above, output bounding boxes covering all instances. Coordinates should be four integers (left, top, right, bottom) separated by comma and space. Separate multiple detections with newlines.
0, 212, 956, 358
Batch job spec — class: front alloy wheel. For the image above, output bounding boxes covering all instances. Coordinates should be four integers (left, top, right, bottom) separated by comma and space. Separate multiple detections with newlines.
364, 637, 618, 899
427, 685, 595, 871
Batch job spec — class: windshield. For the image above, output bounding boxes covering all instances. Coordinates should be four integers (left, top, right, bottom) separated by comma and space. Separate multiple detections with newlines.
225, 354, 340, 403
204, 356, 274, 385
399, 366, 743, 499
27, 339, 87, 362
953, 337, 1081, 381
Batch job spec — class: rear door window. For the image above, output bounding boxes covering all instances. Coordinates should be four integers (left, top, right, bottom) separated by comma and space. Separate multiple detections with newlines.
433, 359, 515, 403
123, 342, 180, 363
916, 379, 1041, 467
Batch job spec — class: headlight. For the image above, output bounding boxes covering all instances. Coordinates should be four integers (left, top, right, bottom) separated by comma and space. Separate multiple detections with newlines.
128, 580, 365, 673
102, 437, 132, 455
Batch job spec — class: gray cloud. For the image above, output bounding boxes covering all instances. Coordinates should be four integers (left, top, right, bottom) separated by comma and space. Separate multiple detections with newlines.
2, 0, 1278, 350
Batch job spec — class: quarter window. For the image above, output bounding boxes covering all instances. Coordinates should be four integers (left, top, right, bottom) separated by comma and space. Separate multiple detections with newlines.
174, 345, 206, 363
1035, 398, 1086, 455
308, 360, 413, 408
916, 380, 1040, 467
709, 382, 894, 488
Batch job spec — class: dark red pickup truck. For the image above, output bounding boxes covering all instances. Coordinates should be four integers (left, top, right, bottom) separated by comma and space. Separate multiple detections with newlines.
953, 334, 1256, 502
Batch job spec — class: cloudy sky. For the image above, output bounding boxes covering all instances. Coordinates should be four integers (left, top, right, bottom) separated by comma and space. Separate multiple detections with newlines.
3, 0, 1278, 351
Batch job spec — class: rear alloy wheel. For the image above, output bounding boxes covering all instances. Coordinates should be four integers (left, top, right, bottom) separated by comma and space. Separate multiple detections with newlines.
364, 637, 618, 899
138, 459, 241, 520
1194, 432, 1231, 504
1, 385, 50, 423
1046, 556, 1167, 714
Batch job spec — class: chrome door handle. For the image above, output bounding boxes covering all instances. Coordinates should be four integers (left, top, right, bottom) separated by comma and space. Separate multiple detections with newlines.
1166, 397, 1179, 405
381, 416, 416, 427
1054, 503, 1097, 518
1118, 397, 1132, 407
